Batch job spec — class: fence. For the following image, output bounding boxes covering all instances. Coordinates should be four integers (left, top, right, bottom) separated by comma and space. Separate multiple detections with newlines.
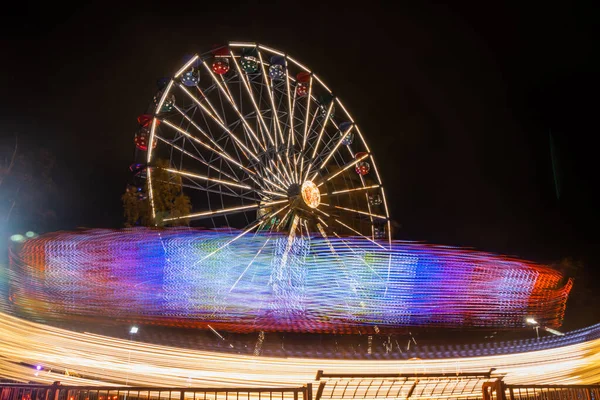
3, 379, 600, 400
484, 381, 600, 400
0, 384, 311, 400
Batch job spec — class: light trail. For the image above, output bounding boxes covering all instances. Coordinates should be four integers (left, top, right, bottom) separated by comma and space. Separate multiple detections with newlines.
0, 312, 599, 387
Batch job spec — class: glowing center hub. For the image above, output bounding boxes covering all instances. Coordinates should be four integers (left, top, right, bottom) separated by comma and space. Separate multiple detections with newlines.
301, 181, 320, 208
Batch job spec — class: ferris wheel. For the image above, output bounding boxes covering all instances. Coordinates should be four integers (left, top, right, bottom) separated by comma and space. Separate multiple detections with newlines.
133, 41, 391, 251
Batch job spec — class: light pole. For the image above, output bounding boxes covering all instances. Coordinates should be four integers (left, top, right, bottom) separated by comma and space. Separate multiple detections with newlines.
526, 317, 540, 339
526, 317, 564, 339
126, 326, 138, 386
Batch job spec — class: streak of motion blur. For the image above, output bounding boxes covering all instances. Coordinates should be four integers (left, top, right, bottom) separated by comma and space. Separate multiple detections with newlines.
8, 228, 571, 332
1, 312, 600, 386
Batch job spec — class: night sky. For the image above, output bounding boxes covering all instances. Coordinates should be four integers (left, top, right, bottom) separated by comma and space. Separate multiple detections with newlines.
1, 3, 597, 294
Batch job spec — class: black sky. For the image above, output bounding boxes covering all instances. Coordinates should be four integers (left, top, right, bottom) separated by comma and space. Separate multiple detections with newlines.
1, 2, 597, 267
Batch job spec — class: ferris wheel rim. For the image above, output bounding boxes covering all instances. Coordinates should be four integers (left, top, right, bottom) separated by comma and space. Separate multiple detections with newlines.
141, 41, 392, 261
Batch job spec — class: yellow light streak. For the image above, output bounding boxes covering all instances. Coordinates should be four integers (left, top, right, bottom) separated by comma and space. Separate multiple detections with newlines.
229, 42, 256, 48
164, 168, 251, 190
335, 97, 355, 123
155, 136, 240, 183
200, 60, 266, 152
161, 119, 251, 174
312, 74, 332, 93
174, 55, 199, 78
317, 124, 355, 172
190, 206, 288, 265
1, 310, 599, 387
228, 50, 275, 149
304, 102, 335, 181
165, 199, 289, 222
321, 185, 380, 196
178, 84, 261, 163
317, 153, 369, 187
285, 55, 311, 73
163, 204, 260, 222
154, 80, 174, 117
334, 218, 386, 250
257, 45, 285, 57
334, 205, 386, 220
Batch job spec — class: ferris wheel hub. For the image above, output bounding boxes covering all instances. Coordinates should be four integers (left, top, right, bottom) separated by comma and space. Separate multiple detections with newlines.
300, 181, 320, 209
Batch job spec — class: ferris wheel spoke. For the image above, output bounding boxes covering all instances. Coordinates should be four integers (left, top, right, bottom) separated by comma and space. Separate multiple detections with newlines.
176, 181, 259, 202
298, 76, 314, 181
310, 123, 356, 181
284, 60, 295, 147
304, 101, 335, 182
266, 158, 293, 187
229, 237, 271, 293
200, 60, 267, 154
178, 84, 261, 164
257, 49, 297, 181
165, 167, 287, 200
172, 104, 230, 155
193, 205, 289, 265
228, 50, 277, 149
320, 184, 381, 197
163, 167, 251, 190
315, 152, 370, 187
361, 179, 376, 241
333, 218, 386, 250
257, 49, 285, 145
227, 51, 292, 185
332, 205, 387, 221
279, 214, 301, 268
155, 135, 240, 183
331, 231, 386, 282
163, 199, 288, 223
159, 118, 262, 181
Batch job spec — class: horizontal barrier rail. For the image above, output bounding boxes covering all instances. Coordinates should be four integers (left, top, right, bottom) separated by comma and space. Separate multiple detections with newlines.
484, 381, 600, 400
0, 384, 310, 400
4, 379, 600, 400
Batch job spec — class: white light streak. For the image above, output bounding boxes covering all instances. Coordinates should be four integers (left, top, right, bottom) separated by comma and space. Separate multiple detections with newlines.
334, 206, 386, 219
257, 45, 285, 56
286, 55, 311, 73
155, 80, 174, 116
322, 185, 380, 196
164, 168, 251, 190
317, 153, 370, 187
2, 310, 597, 387
174, 55, 199, 78
334, 218, 386, 250
317, 124, 355, 172
178, 84, 261, 162
200, 60, 267, 152
229, 238, 271, 292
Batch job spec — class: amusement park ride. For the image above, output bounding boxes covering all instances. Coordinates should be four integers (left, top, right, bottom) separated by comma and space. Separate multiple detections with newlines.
8, 42, 572, 335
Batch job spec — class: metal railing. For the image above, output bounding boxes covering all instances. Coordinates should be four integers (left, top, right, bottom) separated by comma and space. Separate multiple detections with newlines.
484, 381, 600, 400
0, 384, 310, 400
314, 370, 500, 400
3, 378, 600, 400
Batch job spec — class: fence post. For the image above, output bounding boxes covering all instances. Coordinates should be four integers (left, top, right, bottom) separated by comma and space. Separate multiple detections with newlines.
314, 382, 325, 400
483, 379, 506, 400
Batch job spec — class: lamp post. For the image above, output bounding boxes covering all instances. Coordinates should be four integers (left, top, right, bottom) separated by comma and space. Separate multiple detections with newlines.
526, 317, 540, 339
526, 318, 564, 339
126, 326, 138, 386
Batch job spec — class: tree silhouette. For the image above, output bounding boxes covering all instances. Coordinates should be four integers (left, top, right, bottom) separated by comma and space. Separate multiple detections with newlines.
122, 159, 191, 227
